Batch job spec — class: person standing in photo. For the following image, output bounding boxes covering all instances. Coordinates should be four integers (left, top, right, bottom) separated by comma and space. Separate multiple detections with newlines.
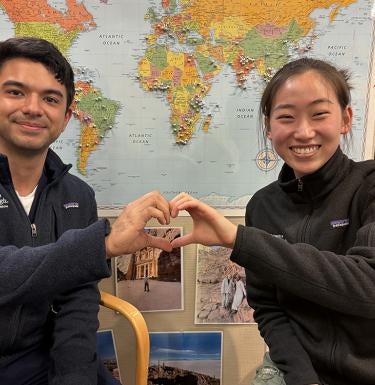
144, 275, 150, 292
231, 275, 246, 314
220, 275, 231, 309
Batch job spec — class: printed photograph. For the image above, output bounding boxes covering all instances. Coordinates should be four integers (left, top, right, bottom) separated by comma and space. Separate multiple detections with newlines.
195, 244, 254, 324
148, 331, 222, 385
115, 227, 183, 312
96, 329, 122, 383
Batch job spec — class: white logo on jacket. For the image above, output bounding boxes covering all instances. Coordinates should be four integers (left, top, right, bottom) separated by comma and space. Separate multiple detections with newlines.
63, 202, 79, 209
330, 218, 349, 228
0, 194, 9, 208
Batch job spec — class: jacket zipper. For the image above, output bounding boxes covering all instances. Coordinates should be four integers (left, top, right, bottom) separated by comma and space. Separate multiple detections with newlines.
1, 154, 69, 354
7, 306, 23, 351
298, 178, 312, 242
329, 315, 338, 372
31, 223, 37, 238
297, 178, 338, 371
297, 178, 303, 192
4, 186, 41, 352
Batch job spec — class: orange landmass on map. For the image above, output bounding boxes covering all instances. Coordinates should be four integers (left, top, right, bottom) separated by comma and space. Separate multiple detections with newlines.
72, 81, 100, 174
0, 0, 95, 32
77, 124, 100, 174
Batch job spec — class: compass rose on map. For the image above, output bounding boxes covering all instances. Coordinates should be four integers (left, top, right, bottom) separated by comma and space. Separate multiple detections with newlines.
255, 148, 279, 172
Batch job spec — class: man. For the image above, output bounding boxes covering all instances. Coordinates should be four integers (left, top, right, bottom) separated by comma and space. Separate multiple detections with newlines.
220, 275, 231, 309
0, 37, 172, 385
144, 276, 150, 292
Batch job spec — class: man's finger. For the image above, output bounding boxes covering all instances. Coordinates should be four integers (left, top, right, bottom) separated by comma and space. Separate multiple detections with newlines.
148, 235, 173, 252
143, 206, 170, 225
145, 192, 170, 224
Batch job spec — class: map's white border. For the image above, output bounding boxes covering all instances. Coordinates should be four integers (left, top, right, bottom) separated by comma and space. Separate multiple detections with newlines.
364, 19, 375, 160
98, 207, 246, 218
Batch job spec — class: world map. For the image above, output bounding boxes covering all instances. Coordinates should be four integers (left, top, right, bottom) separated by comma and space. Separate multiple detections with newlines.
0, 0, 373, 209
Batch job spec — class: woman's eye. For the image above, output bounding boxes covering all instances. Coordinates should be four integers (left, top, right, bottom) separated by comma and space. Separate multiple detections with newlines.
277, 115, 293, 120
313, 111, 329, 117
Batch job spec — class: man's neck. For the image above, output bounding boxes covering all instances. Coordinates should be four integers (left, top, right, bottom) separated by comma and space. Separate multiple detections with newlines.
6, 151, 47, 196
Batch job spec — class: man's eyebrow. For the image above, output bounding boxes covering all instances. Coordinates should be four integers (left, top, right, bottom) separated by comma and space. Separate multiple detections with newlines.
273, 98, 334, 111
2, 80, 64, 99
2, 80, 25, 88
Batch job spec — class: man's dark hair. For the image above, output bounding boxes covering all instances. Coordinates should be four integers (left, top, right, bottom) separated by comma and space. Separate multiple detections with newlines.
0, 37, 75, 110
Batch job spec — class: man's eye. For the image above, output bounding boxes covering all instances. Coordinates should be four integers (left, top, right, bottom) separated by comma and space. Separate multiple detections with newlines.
45, 96, 59, 104
7, 89, 23, 96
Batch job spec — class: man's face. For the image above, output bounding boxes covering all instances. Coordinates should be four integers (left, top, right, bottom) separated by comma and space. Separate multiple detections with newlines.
0, 58, 72, 157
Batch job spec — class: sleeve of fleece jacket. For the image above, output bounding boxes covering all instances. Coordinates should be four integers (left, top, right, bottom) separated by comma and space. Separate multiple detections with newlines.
232, 220, 375, 318
243, 214, 320, 385
49, 196, 103, 385
0, 219, 110, 306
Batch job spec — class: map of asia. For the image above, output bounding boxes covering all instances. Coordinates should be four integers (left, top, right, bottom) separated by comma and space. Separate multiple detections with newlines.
0, 0, 373, 209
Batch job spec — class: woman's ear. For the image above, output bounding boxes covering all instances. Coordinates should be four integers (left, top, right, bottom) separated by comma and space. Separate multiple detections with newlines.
265, 117, 272, 140
341, 105, 353, 134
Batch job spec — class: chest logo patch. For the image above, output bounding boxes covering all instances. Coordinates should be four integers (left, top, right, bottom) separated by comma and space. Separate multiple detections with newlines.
0, 194, 9, 208
330, 218, 349, 228
63, 202, 79, 209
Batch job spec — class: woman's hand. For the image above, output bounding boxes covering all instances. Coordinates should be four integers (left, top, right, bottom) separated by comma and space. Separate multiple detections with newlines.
170, 193, 237, 249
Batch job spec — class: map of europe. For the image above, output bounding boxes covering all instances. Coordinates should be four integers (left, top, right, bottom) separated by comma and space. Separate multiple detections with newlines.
0, 0, 373, 209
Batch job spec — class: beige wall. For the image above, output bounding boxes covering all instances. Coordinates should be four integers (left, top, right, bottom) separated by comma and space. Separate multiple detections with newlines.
99, 215, 267, 385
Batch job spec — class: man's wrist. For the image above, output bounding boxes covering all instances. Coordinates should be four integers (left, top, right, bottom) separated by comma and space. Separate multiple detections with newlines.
103, 218, 111, 236
103, 218, 114, 259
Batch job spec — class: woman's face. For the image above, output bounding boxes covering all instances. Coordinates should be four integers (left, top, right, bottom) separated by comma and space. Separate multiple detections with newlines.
266, 70, 352, 178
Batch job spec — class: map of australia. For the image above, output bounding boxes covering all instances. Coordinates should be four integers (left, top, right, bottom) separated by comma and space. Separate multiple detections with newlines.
0, 0, 373, 208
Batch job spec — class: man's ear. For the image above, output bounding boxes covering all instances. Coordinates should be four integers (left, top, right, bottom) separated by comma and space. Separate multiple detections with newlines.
341, 105, 353, 134
62, 107, 73, 133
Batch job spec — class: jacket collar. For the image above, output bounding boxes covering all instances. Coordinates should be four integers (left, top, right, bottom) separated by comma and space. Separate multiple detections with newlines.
0, 148, 71, 186
278, 147, 352, 202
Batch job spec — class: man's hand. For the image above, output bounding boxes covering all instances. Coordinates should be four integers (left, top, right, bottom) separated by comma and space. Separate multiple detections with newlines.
170, 193, 237, 249
105, 191, 172, 258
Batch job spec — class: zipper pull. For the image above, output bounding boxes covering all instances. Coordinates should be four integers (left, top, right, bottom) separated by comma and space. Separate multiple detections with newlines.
31, 223, 37, 238
297, 178, 303, 192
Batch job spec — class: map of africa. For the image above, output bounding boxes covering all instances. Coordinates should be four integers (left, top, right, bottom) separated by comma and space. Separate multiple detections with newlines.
0, 0, 373, 209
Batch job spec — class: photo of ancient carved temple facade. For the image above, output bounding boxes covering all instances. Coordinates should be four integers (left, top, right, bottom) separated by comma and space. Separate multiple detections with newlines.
117, 227, 181, 282
115, 227, 183, 311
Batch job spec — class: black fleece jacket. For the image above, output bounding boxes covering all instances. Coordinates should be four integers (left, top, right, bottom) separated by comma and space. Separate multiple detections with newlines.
0, 149, 110, 385
230, 148, 375, 385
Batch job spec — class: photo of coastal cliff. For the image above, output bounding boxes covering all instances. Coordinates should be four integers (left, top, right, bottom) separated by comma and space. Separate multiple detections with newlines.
148, 331, 222, 385
96, 329, 122, 383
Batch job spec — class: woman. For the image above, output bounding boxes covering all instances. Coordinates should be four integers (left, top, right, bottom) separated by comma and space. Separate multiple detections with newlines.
170, 58, 375, 385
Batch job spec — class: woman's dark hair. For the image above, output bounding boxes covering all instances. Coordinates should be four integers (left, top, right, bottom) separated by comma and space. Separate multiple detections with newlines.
0, 37, 75, 110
